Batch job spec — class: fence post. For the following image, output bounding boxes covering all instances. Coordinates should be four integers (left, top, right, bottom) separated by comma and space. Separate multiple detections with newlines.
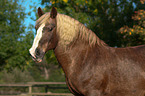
45, 85, 49, 93
28, 85, 32, 96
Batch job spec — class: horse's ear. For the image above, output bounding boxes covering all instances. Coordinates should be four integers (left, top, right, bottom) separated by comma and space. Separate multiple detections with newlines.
38, 7, 44, 17
50, 7, 57, 19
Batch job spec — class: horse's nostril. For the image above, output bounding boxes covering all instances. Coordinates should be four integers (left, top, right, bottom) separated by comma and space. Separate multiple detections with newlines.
35, 48, 40, 56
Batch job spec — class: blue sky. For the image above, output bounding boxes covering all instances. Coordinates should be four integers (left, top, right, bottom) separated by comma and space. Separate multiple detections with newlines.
20, 0, 44, 33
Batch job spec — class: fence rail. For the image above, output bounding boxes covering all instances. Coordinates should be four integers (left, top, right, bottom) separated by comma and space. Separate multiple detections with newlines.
0, 82, 73, 96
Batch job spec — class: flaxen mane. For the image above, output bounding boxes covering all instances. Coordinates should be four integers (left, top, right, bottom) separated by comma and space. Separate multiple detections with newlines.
36, 13, 107, 47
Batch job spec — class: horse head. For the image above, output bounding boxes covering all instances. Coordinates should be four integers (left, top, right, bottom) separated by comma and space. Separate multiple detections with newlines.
29, 7, 58, 62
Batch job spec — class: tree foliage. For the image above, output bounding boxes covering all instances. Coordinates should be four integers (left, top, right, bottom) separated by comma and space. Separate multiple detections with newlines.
0, 0, 34, 71
41, 0, 145, 47
119, 1, 145, 46
0, 0, 65, 83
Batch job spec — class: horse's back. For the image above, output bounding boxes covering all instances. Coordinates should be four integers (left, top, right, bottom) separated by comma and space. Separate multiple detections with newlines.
114, 45, 145, 65
135, 45, 145, 55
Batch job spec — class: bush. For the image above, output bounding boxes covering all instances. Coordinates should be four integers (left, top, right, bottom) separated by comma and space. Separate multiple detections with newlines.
0, 68, 34, 84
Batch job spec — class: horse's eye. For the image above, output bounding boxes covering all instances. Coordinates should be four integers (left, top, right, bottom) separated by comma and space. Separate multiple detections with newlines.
42, 27, 46, 32
42, 27, 52, 32
48, 27, 53, 32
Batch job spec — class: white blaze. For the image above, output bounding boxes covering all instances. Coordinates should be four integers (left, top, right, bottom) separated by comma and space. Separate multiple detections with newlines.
29, 23, 45, 58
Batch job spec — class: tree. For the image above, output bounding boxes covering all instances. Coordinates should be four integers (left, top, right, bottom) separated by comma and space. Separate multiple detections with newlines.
41, 0, 144, 47
119, 0, 145, 47
0, 0, 34, 71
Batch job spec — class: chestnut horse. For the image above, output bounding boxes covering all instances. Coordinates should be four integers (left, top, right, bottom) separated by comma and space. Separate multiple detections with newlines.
29, 7, 145, 96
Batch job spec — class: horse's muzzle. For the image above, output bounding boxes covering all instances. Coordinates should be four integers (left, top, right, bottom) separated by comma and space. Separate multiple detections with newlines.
30, 55, 42, 63
29, 48, 44, 63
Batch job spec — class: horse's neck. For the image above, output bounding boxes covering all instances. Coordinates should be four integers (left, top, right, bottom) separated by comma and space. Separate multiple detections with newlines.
54, 37, 107, 77
54, 42, 86, 75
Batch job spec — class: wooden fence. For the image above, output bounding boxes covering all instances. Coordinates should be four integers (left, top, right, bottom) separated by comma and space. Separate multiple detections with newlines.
0, 82, 73, 96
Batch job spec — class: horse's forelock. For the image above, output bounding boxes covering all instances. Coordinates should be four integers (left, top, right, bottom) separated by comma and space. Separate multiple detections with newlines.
35, 12, 50, 28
